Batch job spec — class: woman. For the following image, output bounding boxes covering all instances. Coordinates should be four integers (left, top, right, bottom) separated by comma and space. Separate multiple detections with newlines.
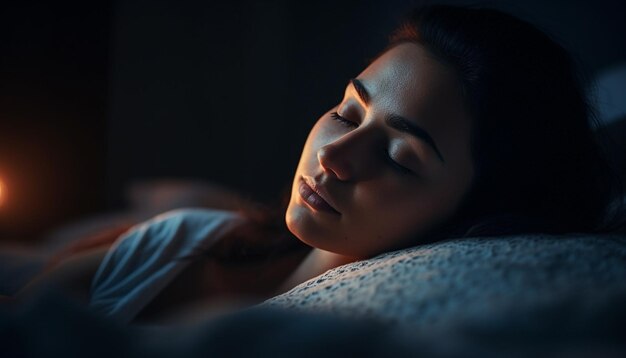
17, 5, 623, 323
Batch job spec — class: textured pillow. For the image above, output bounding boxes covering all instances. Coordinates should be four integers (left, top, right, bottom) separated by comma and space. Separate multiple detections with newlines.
261, 234, 626, 331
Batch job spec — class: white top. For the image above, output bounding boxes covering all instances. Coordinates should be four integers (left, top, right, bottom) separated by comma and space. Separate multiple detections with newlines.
89, 208, 245, 323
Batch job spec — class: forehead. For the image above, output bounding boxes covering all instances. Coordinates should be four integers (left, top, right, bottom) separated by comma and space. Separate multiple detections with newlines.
354, 43, 472, 167
357, 43, 462, 120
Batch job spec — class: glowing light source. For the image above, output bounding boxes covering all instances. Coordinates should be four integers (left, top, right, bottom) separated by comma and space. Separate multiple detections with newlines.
0, 178, 4, 207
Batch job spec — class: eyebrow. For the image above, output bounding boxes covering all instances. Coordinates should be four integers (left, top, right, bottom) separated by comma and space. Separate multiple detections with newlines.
349, 78, 446, 163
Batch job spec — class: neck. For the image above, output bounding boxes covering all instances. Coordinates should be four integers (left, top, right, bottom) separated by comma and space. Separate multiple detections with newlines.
276, 248, 356, 294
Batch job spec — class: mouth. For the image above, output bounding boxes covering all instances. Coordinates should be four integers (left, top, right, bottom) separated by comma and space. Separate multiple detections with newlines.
298, 176, 341, 215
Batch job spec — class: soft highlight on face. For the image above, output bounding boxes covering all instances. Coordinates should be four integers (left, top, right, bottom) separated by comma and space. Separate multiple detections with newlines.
285, 43, 474, 259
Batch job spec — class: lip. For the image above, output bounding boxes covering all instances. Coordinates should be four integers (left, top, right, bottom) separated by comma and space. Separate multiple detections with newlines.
298, 176, 341, 215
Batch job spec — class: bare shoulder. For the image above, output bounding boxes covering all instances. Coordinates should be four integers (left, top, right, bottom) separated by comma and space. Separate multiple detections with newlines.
16, 246, 110, 303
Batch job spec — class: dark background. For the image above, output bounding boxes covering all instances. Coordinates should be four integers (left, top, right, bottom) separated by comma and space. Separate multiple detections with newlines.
1, 0, 625, 242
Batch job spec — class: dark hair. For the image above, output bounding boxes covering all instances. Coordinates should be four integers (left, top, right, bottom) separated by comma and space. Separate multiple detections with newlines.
387, 5, 624, 237
204, 5, 625, 263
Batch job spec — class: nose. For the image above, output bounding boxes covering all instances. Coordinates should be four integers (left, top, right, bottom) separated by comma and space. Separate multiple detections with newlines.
317, 128, 378, 181
317, 144, 351, 181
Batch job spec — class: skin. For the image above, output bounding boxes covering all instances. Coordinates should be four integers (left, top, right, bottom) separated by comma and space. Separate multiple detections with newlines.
285, 42, 475, 262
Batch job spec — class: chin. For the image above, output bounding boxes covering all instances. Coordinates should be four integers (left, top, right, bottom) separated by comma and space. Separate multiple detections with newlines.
285, 202, 311, 246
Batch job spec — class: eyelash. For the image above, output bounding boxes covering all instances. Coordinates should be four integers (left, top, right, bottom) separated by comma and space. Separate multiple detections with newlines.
330, 111, 358, 128
329, 111, 413, 175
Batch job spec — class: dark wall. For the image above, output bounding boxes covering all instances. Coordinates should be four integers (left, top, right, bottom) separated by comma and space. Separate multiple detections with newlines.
105, 0, 396, 208
0, 1, 110, 241
1, 0, 625, 240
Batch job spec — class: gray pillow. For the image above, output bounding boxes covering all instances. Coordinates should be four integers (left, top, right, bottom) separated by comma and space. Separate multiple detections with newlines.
262, 234, 626, 331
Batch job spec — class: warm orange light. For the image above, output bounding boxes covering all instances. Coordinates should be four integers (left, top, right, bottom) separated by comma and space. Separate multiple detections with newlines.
0, 178, 4, 206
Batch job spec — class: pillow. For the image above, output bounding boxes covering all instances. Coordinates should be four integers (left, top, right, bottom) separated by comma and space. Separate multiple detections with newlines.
261, 234, 626, 331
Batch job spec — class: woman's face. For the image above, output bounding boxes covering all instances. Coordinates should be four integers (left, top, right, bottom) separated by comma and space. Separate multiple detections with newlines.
286, 43, 474, 259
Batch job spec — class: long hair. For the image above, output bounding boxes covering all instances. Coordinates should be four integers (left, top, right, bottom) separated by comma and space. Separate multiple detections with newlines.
386, 5, 624, 238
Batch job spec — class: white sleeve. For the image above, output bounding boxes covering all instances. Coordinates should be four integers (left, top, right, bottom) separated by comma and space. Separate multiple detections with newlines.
89, 208, 245, 323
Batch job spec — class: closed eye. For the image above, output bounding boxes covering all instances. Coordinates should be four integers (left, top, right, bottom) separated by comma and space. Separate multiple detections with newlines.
330, 111, 358, 128
386, 150, 413, 175
330, 111, 414, 175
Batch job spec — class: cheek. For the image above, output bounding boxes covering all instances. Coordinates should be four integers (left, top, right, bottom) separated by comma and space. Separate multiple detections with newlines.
355, 176, 428, 212
352, 178, 465, 245
346, 181, 417, 241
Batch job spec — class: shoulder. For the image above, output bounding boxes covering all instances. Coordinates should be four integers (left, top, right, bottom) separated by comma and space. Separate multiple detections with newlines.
97, 207, 248, 275
89, 208, 248, 322
146, 208, 246, 231
115, 208, 247, 253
